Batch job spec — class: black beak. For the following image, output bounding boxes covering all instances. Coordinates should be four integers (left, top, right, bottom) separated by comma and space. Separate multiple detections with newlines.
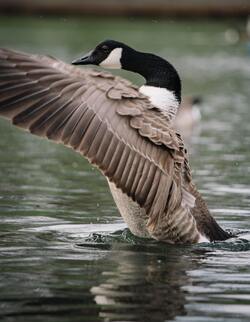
72, 51, 93, 65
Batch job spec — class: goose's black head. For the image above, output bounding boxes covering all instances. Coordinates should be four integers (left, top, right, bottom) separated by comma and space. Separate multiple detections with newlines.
72, 39, 181, 102
72, 40, 128, 69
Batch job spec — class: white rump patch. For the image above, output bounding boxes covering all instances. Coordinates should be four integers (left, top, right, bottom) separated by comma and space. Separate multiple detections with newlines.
99, 47, 122, 69
198, 233, 210, 243
139, 85, 179, 121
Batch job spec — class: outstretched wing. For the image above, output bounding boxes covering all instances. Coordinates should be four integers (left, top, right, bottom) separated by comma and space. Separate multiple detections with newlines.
0, 48, 191, 231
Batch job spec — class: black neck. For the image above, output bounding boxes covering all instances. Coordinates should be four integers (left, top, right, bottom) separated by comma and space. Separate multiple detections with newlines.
121, 47, 182, 103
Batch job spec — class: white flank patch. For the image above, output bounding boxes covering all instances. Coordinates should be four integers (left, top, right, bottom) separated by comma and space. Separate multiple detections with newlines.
139, 85, 179, 121
99, 47, 122, 69
198, 233, 210, 243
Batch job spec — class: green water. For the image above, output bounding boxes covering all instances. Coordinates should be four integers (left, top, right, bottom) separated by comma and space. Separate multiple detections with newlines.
0, 16, 250, 322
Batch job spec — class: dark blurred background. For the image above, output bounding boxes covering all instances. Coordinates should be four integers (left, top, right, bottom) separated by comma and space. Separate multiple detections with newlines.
0, 0, 250, 17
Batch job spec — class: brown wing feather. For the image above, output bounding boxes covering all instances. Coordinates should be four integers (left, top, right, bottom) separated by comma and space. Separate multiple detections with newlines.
0, 48, 190, 232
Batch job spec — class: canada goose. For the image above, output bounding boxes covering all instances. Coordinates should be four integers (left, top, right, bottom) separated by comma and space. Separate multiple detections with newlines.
174, 96, 202, 140
0, 40, 231, 244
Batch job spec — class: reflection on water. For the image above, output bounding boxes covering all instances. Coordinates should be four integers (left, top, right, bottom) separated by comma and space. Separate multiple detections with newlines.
89, 243, 195, 322
0, 16, 250, 322
89, 236, 250, 322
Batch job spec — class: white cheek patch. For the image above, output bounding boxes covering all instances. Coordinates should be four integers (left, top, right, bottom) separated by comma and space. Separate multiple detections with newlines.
99, 47, 122, 69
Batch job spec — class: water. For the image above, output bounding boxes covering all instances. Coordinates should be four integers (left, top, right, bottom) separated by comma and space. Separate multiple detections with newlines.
0, 16, 250, 322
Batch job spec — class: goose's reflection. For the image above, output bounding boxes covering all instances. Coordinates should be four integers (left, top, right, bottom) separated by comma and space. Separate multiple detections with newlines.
90, 244, 202, 322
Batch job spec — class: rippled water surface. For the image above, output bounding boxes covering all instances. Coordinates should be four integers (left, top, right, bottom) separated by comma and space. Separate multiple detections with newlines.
0, 17, 250, 322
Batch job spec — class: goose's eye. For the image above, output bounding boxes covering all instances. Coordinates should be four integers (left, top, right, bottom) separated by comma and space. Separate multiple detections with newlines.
101, 45, 109, 51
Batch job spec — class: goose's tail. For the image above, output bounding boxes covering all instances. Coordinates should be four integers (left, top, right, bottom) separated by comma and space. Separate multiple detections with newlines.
189, 184, 233, 242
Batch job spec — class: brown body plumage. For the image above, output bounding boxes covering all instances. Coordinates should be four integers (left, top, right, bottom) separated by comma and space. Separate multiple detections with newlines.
0, 47, 230, 244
